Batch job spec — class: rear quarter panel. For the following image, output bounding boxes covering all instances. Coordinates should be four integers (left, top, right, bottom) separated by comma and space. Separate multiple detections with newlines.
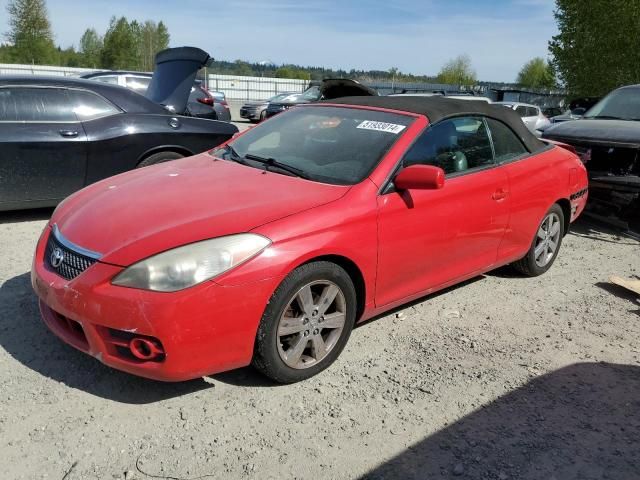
82, 113, 237, 184
499, 145, 586, 261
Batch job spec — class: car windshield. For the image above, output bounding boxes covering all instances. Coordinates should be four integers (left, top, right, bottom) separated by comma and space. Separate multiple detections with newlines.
269, 93, 299, 102
301, 86, 321, 101
213, 106, 414, 185
584, 87, 640, 120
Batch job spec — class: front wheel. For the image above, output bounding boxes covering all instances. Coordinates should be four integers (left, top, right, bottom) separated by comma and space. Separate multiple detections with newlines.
512, 204, 564, 276
252, 261, 357, 383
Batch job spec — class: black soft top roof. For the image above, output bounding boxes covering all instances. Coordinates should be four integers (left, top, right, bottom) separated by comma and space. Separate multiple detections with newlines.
322, 95, 546, 152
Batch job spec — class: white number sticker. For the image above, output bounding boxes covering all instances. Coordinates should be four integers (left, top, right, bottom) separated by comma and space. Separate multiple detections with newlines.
357, 120, 406, 134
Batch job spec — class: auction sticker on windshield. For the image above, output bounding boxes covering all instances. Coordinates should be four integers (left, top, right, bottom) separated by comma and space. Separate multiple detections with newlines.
357, 120, 406, 134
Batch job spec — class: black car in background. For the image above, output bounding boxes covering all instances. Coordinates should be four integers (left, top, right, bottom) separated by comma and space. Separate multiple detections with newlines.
80, 71, 231, 121
0, 68, 237, 211
264, 79, 377, 118
542, 85, 640, 232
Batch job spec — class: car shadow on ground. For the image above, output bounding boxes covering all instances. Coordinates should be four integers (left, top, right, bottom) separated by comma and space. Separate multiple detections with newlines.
0, 273, 210, 404
355, 276, 485, 329
0, 207, 53, 225
360, 362, 640, 480
569, 216, 640, 244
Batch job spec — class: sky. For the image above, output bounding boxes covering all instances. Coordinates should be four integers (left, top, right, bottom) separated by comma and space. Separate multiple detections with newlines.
0, 0, 558, 82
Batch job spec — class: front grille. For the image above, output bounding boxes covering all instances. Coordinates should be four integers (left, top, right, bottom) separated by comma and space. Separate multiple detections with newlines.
556, 140, 639, 176
45, 231, 97, 280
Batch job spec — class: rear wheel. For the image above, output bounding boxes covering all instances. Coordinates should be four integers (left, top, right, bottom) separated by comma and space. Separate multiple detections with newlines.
137, 151, 184, 168
512, 204, 564, 276
252, 261, 357, 383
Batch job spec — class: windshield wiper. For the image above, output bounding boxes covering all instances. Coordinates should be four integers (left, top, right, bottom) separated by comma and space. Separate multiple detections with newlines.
244, 153, 310, 179
214, 144, 250, 165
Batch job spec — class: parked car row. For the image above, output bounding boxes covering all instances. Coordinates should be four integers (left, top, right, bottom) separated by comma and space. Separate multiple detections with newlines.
248, 84, 558, 139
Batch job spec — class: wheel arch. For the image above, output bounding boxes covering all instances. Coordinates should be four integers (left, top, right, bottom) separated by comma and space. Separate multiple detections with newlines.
299, 254, 366, 321
136, 145, 194, 165
555, 198, 571, 236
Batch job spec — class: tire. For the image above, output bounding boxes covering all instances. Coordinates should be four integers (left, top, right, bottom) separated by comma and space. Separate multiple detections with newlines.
512, 203, 565, 277
136, 151, 184, 168
252, 261, 357, 383
259, 110, 266, 122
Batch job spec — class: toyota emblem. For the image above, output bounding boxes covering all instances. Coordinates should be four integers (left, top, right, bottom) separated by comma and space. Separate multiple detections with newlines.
50, 247, 64, 268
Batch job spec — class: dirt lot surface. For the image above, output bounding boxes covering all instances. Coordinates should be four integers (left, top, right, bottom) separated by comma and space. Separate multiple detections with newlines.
1, 212, 638, 480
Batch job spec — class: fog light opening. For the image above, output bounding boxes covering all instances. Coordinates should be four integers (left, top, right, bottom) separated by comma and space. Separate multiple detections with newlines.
129, 337, 163, 361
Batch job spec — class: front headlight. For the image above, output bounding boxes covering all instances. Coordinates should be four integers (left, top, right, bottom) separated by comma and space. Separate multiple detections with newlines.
112, 234, 270, 292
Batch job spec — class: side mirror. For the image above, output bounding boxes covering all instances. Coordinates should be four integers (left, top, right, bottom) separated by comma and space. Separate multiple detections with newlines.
572, 107, 586, 116
394, 165, 445, 191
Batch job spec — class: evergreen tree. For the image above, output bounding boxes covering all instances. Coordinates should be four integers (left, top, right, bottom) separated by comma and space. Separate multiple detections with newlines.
79, 28, 102, 68
5, 0, 57, 64
156, 21, 170, 51
100, 16, 137, 69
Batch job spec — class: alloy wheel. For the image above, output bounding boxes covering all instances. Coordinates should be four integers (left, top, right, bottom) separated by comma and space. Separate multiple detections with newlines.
277, 280, 346, 369
534, 212, 561, 267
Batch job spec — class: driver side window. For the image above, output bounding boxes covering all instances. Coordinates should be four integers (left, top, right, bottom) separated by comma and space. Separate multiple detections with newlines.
402, 117, 494, 175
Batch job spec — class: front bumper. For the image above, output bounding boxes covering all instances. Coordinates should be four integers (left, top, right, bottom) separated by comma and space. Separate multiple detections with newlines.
31, 227, 279, 381
239, 107, 262, 120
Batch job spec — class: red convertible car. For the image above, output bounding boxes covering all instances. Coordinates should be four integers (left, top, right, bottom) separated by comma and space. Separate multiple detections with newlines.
31, 96, 588, 383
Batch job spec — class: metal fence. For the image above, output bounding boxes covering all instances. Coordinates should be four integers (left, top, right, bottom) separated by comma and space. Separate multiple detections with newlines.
0, 63, 565, 107
204, 74, 308, 100
0, 63, 96, 77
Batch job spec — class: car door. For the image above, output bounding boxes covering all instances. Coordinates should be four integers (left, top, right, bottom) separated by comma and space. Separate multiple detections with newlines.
0, 86, 88, 208
485, 117, 565, 261
375, 116, 510, 307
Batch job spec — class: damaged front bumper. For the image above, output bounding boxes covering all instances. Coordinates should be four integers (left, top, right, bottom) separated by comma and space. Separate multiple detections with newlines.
565, 142, 639, 233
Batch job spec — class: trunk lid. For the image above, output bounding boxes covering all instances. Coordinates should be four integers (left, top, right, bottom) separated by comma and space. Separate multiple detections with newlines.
145, 46, 212, 115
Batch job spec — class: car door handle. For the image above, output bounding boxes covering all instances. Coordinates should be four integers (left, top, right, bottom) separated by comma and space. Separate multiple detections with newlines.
59, 130, 79, 138
492, 188, 508, 201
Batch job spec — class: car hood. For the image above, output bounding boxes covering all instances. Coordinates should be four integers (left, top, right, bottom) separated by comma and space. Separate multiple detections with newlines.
51, 153, 350, 266
543, 119, 640, 147
146, 46, 212, 114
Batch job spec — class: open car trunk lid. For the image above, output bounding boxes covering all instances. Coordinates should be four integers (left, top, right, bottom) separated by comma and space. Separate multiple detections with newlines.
146, 46, 212, 114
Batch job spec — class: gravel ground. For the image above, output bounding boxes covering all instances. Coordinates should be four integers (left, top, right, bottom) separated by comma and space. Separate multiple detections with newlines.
0, 211, 639, 480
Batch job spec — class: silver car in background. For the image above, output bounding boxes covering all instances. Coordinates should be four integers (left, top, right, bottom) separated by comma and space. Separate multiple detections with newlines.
240, 92, 300, 122
495, 101, 551, 135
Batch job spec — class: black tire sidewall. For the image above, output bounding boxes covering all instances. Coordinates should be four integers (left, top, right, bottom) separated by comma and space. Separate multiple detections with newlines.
253, 261, 357, 383
137, 151, 183, 168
